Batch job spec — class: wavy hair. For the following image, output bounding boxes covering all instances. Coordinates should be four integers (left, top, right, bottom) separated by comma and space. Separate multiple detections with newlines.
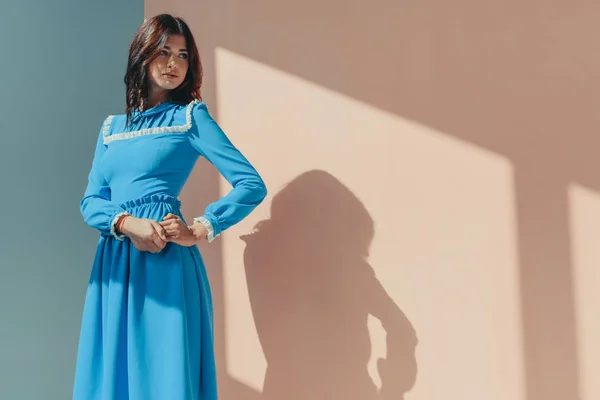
124, 14, 202, 127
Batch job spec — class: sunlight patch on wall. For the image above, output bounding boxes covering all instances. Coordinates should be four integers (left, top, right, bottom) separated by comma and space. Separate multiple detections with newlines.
568, 183, 600, 400
214, 47, 523, 400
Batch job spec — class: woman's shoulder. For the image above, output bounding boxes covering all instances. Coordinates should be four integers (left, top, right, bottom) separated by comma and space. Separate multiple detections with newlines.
100, 113, 126, 138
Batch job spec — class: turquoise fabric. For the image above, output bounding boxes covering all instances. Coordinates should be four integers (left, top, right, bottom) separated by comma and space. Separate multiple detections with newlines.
73, 100, 267, 399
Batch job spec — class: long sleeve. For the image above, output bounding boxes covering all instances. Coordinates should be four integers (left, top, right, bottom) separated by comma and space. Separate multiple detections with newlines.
80, 124, 129, 239
189, 103, 267, 242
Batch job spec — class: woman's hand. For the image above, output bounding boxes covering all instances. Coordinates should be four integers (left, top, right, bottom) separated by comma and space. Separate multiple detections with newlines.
119, 216, 167, 253
159, 213, 208, 247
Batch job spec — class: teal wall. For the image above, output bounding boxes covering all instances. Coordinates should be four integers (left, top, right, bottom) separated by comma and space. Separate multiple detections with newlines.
0, 1, 143, 398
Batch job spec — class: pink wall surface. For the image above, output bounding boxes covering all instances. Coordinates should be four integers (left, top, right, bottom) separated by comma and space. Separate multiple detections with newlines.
146, 2, 600, 399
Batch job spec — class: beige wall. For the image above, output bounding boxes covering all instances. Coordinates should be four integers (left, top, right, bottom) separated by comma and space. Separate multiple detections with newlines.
146, 2, 600, 399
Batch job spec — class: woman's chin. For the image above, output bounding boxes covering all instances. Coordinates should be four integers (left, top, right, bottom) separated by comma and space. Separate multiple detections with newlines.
153, 79, 184, 91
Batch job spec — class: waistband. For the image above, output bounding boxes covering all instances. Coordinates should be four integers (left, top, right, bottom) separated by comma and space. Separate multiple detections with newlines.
119, 193, 181, 211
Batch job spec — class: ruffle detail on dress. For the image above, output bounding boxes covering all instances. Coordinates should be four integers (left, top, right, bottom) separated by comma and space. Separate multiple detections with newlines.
119, 193, 182, 211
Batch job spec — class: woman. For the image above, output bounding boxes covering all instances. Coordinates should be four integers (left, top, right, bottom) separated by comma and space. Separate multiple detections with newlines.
73, 14, 267, 400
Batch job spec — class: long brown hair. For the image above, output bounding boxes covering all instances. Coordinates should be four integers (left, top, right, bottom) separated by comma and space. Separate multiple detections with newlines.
124, 14, 202, 127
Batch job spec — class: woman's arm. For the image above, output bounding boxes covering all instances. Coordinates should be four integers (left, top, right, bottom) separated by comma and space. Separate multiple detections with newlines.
79, 123, 130, 240
188, 102, 267, 242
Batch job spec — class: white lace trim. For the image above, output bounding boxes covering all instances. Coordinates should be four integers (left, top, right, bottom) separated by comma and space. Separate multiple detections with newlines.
110, 211, 131, 241
102, 115, 114, 138
193, 216, 217, 243
103, 100, 199, 145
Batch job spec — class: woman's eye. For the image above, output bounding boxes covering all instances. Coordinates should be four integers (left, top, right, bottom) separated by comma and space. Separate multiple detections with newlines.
159, 50, 169, 56
179, 53, 188, 59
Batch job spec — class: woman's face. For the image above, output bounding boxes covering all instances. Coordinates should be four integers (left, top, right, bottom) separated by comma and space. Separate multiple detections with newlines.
148, 34, 189, 93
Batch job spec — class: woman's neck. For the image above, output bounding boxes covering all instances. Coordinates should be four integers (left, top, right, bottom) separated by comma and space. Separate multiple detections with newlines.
144, 87, 170, 110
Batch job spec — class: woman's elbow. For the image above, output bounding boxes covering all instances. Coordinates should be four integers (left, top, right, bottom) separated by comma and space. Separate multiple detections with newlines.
245, 176, 267, 205
79, 196, 96, 226
80, 198, 90, 223
254, 178, 268, 204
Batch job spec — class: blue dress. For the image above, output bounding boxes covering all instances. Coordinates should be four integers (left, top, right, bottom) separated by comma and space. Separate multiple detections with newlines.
73, 100, 267, 400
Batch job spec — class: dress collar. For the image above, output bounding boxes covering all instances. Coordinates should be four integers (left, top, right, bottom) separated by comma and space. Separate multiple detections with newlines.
136, 101, 177, 117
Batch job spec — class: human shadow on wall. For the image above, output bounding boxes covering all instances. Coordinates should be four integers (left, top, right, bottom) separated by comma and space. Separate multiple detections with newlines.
239, 170, 418, 400
205, 3, 594, 397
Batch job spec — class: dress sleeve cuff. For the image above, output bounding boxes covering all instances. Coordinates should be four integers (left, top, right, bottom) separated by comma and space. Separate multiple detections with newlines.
193, 215, 218, 243
110, 211, 131, 241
